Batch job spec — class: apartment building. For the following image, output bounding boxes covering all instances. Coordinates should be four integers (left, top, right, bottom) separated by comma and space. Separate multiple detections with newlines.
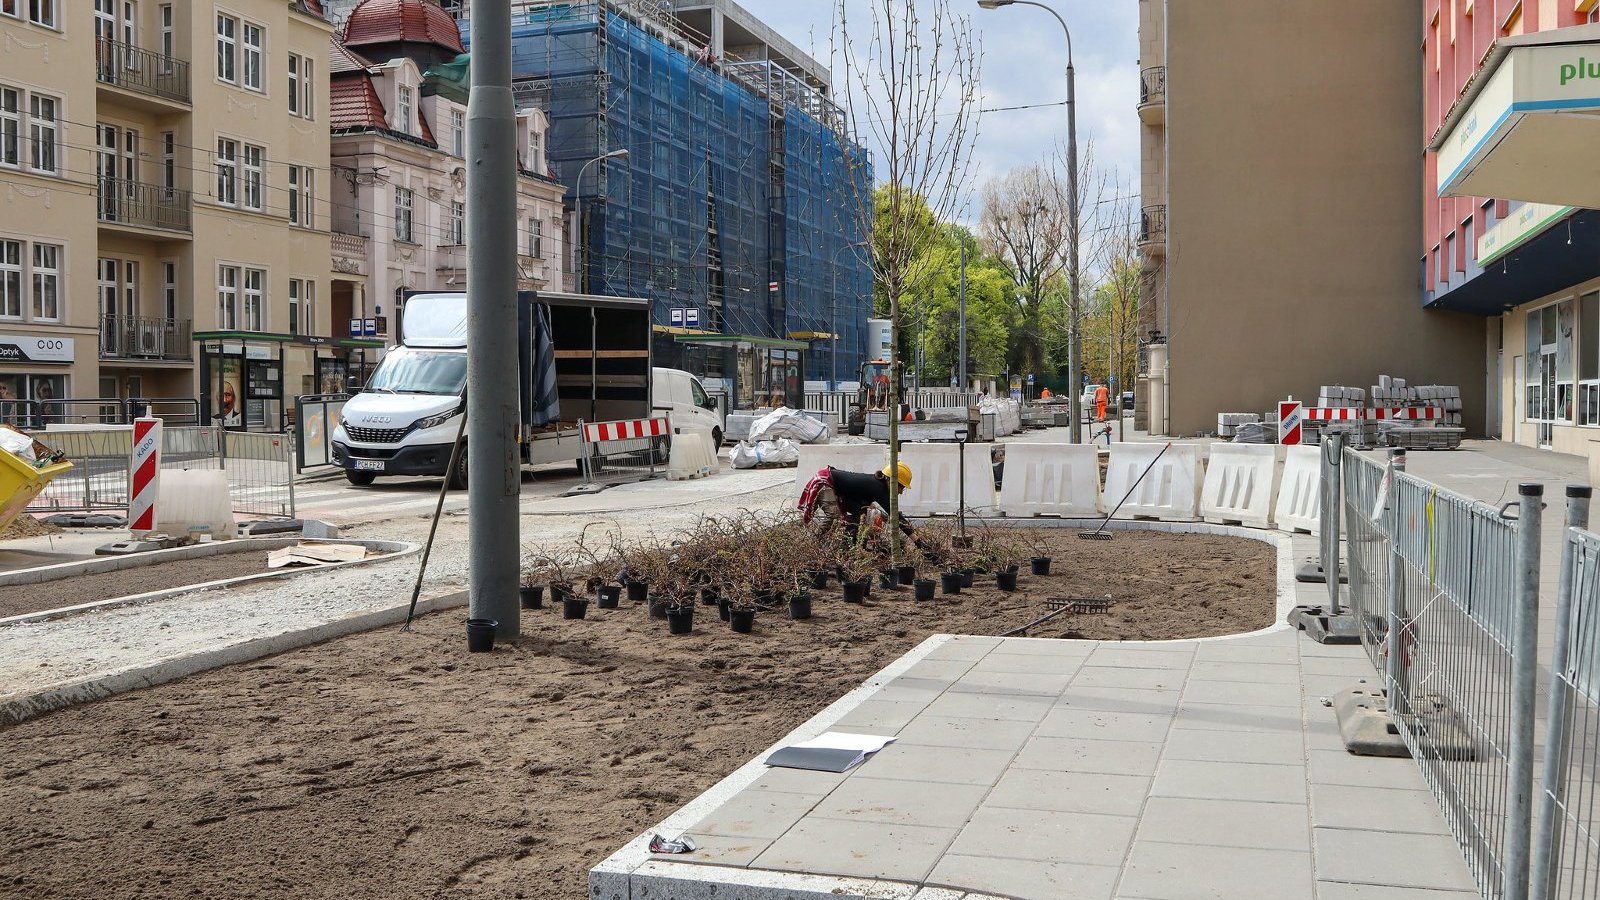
1135, 0, 1483, 437
0, 0, 346, 430
327, 0, 568, 362
1423, 2, 1600, 466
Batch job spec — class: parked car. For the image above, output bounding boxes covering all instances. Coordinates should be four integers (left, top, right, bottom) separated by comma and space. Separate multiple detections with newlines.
652, 366, 723, 447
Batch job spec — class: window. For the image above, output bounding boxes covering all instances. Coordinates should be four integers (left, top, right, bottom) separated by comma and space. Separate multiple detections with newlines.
288, 54, 300, 115
300, 59, 313, 120
448, 201, 464, 245
288, 278, 314, 335
395, 187, 414, 243
216, 265, 237, 329
159, 5, 173, 66
287, 54, 314, 119
528, 129, 543, 171
527, 218, 542, 258
215, 138, 237, 205
161, 132, 175, 195
0, 240, 19, 319
288, 278, 300, 335
289, 165, 314, 228
27, 0, 55, 28
396, 84, 413, 135
0, 86, 16, 168
216, 14, 237, 84
27, 94, 56, 174
31, 242, 58, 320
161, 260, 177, 321
0, 0, 15, 19
123, 260, 139, 318
242, 267, 263, 331
241, 144, 263, 211
1582, 291, 1600, 424
450, 108, 465, 157
242, 22, 263, 91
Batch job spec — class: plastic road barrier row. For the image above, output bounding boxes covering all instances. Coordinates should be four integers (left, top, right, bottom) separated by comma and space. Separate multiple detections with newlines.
997, 443, 1101, 518
792, 443, 888, 496
1102, 442, 1202, 520
1200, 443, 1280, 529
898, 443, 996, 517
1274, 444, 1322, 535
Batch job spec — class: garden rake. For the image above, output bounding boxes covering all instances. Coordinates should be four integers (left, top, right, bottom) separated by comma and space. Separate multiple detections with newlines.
1080, 441, 1172, 541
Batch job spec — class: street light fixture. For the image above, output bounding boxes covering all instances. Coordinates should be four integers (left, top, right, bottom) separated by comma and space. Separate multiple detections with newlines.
573, 148, 630, 293
976, 0, 1082, 442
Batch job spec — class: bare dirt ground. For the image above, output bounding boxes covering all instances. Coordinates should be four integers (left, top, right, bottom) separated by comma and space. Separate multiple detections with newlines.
0, 514, 62, 541
0, 552, 274, 620
0, 531, 1275, 900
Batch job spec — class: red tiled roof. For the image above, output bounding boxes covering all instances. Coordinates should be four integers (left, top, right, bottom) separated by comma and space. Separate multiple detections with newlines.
329, 39, 375, 75
417, 110, 436, 146
299, 0, 325, 16
343, 0, 464, 54
330, 77, 388, 130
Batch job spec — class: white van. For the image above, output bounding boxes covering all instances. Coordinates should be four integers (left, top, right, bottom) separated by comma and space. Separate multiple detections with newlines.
652, 367, 724, 446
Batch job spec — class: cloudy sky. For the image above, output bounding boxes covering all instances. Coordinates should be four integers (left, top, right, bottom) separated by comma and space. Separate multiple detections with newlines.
731, 0, 1141, 221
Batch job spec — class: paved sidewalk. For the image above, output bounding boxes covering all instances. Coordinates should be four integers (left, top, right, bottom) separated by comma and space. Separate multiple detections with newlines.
595, 533, 1478, 899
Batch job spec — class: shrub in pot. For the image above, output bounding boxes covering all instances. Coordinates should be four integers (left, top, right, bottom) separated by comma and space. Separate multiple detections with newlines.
518, 574, 545, 610
666, 603, 694, 634
1031, 556, 1052, 576
914, 578, 936, 601
940, 571, 963, 595
728, 604, 756, 634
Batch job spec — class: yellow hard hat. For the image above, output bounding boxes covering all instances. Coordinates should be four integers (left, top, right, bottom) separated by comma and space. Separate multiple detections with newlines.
880, 461, 912, 490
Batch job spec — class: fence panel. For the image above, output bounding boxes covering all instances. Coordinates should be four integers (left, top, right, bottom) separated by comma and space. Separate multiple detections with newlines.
29, 425, 222, 513
220, 431, 295, 519
1339, 447, 1535, 899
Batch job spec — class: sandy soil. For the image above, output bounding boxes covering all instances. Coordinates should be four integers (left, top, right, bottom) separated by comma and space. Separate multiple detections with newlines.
0, 552, 275, 620
0, 531, 1275, 900
0, 515, 63, 541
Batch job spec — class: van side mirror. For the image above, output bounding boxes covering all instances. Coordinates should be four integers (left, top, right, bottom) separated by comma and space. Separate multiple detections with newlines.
345, 375, 361, 392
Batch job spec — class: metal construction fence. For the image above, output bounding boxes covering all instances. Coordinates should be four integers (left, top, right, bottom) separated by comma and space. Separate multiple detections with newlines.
0, 397, 201, 429
1331, 446, 1600, 899
576, 417, 669, 483
27, 425, 294, 520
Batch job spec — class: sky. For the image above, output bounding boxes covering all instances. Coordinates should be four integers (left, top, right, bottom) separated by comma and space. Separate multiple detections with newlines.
730, 0, 1141, 224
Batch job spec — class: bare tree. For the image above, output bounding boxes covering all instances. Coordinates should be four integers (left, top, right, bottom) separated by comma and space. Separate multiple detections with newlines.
833, 0, 981, 558
979, 163, 1070, 376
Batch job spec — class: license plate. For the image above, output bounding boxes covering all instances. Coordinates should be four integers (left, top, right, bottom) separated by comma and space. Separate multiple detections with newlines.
353, 460, 385, 472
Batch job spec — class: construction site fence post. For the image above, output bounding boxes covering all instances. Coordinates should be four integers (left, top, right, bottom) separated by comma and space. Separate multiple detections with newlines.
1506, 483, 1544, 900
1385, 448, 1409, 715
1531, 485, 1592, 900
1321, 430, 1343, 615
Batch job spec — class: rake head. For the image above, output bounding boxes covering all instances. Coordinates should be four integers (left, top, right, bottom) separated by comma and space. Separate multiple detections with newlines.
1077, 530, 1113, 541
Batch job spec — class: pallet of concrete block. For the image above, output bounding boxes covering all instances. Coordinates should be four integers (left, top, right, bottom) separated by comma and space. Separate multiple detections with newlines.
1371, 375, 1417, 405
1317, 385, 1366, 408
1415, 385, 1464, 427
1230, 420, 1277, 443
1377, 425, 1464, 450
1217, 412, 1261, 438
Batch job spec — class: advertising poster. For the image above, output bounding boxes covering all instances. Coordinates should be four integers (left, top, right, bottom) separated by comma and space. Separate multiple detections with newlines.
215, 357, 243, 427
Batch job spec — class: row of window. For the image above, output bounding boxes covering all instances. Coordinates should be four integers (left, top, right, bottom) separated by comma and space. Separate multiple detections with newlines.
216, 266, 316, 334
0, 238, 60, 322
402, 190, 545, 258
213, 138, 316, 227
0, 84, 59, 175
216, 12, 316, 120
0, 1, 57, 30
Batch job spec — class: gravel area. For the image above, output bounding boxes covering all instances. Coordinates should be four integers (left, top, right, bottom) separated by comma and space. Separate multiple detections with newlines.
0, 552, 274, 620
0, 530, 1275, 900
0, 514, 62, 540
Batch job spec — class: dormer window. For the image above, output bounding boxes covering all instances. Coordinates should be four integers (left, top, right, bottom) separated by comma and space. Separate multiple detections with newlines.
396, 84, 413, 135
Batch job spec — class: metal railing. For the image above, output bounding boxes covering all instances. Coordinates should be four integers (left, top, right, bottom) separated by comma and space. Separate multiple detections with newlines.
1140, 205, 1167, 245
1340, 448, 1542, 899
98, 178, 192, 233
100, 315, 193, 361
1140, 65, 1166, 106
0, 397, 200, 429
95, 38, 191, 104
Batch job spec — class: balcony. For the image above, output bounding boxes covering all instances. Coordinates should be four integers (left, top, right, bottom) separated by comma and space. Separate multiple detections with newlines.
96, 39, 190, 107
100, 315, 193, 362
1139, 204, 1167, 256
98, 178, 192, 234
1139, 65, 1165, 125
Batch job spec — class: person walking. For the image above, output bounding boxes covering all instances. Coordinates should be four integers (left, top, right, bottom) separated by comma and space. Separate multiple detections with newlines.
1094, 384, 1109, 423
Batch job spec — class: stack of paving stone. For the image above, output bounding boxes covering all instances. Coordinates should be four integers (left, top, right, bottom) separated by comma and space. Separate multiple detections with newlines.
1306, 385, 1371, 446
1370, 377, 1464, 450
1216, 412, 1261, 438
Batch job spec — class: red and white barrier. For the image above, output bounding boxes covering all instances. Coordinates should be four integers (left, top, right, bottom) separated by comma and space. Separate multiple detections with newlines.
582, 418, 670, 443
129, 417, 162, 534
1278, 400, 1302, 445
1371, 407, 1440, 421
1305, 407, 1363, 421
1303, 406, 1441, 422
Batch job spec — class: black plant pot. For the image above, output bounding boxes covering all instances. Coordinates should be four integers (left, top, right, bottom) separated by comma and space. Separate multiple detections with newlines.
809, 569, 830, 589
996, 571, 1019, 592
960, 571, 976, 588
754, 588, 777, 607
717, 596, 732, 622
550, 582, 574, 603
788, 593, 813, 619
465, 618, 498, 652
626, 580, 650, 603
667, 606, 694, 634
648, 598, 669, 620
729, 608, 755, 633
914, 578, 936, 601
897, 564, 916, 585
562, 597, 589, 619
842, 580, 868, 603
701, 587, 720, 606
941, 572, 963, 595
1005, 563, 1021, 575
596, 584, 621, 609
519, 585, 544, 610
1031, 557, 1052, 576
878, 569, 899, 590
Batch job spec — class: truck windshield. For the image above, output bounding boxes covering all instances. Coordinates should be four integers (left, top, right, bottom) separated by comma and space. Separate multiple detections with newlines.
364, 350, 467, 396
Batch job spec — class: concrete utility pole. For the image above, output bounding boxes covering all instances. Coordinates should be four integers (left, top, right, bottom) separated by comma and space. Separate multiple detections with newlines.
467, 0, 520, 640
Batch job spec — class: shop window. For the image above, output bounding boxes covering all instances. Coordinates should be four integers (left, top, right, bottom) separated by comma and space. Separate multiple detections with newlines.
1583, 291, 1600, 425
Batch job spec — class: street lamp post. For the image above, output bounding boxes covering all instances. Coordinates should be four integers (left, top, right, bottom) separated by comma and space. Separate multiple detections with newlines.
830, 240, 868, 391
572, 148, 629, 293
977, 0, 1081, 442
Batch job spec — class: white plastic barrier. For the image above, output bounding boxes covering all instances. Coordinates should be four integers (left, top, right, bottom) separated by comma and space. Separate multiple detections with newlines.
898, 443, 995, 517
668, 426, 717, 480
1274, 445, 1321, 535
155, 469, 235, 539
1199, 443, 1281, 529
998, 443, 1101, 518
1101, 442, 1202, 520
792, 443, 888, 496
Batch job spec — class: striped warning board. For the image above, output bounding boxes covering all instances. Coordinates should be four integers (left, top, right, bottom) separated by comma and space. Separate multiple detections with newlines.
582, 417, 670, 443
129, 417, 163, 534
1303, 407, 1441, 422
1278, 400, 1302, 446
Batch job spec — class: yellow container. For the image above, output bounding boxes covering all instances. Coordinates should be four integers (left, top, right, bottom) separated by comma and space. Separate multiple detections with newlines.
0, 452, 72, 534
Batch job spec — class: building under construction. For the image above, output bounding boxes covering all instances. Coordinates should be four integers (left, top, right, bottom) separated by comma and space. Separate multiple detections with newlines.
450, 0, 873, 400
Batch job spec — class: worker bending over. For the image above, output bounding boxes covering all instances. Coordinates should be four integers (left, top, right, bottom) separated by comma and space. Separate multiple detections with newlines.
798, 461, 916, 538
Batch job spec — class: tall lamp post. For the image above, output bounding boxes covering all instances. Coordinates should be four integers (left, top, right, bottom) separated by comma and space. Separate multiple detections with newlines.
829, 240, 869, 391
572, 148, 629, 293
977, 0, 1081, 442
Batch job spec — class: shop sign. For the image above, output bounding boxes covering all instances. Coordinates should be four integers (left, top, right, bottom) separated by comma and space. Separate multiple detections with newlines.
0, 334, 74, 364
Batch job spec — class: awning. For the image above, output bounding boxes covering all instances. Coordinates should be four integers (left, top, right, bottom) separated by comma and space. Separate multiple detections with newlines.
193, 330, 386, 349
1432, 23, 1600, 206
672, 334, 807, 350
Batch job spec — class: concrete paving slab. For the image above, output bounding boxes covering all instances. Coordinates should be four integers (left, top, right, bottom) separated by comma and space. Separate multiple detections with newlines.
902, 658, 980, 681
1191, 643, 1300, 664
971, 651, 1088, 675
683, 790, 822, 840
1308, 749, 1431, 791
1012, 736, 1163, 777
923, 638, 1004, 662
948, 806, 1138, 867
1189, 659, 1304, 683
656, 833, 772, 868
1313, 828, 1477, 892
1162, 726, 1304, 765
1310, 784, 1452, 835
1151, 758, 1308, 804
985, 769, 1152, 817
1087, 648, 1197, 669
809, 777, 990, 829
743, 767, 850, 796
1298, 656, 1379, 678
992, 637, 1100, 656
946, 669, 1076, 697
1119, 841, 1315, 900
1035, 707, 1175, 742
831, 698, 926, 732
1135, 796, 1310, 852
854, 743, 1017, 787
1182, 678, 1304, 708
875, 676, 956, 704
921, 691, 1054, 723
753, 818, 958, 882
1072, 665, 1189, 691
893, 714, 1038, 751
1172, 701, 1304, 734
929, 854, 1119, 900
1056, 687, 1183, 715
1314, 883, 1476, 899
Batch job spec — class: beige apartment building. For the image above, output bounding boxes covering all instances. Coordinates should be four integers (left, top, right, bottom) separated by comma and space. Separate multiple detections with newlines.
0, 0, 343, 430
1135, 0, 1484, 437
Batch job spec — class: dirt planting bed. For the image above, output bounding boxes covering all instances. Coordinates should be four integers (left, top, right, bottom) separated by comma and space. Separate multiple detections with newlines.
0, 514, 62, 541
0, 551, 275, 621
0, 530, 1275, 900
